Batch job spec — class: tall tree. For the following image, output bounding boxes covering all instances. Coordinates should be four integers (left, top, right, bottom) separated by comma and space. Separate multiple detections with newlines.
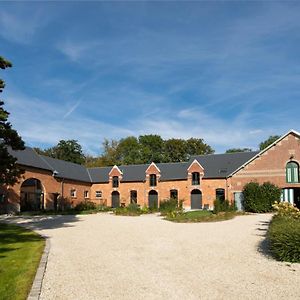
38, 140, 85, 164
226, 148, 252, 153
116, 136, 141, 165
0, 56, 25, 185
185, 138, 214, 157
164, 138, 188, 162
259, 135, 280, 151
139, 134, 165, 163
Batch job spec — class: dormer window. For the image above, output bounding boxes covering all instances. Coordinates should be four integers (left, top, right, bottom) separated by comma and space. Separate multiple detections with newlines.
192, 172, 200, 185
150, 174, 157, 187
112, 176, 119, 188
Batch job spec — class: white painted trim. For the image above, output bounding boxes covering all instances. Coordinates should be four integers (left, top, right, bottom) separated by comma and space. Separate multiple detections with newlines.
108, 165, 123, 176
187, 159, 205, 171
228, 129, 300, 178
145, 162, 161, 173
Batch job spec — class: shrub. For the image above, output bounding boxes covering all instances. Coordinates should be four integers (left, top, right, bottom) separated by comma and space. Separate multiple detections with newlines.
159, 198, 184, 216
243, 182, 281, 213
74, 200, 97, 211
115, 203, 142, 216
213, 199, 236, 214
272, 201, 300, 219
268, 214, 300, 263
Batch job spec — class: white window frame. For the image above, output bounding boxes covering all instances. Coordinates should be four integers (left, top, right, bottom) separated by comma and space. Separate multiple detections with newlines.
95, 191, 102, 198
70, 189, 77, 198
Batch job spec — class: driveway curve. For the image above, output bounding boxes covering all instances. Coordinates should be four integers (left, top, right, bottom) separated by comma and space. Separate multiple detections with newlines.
2, 213, 299, 299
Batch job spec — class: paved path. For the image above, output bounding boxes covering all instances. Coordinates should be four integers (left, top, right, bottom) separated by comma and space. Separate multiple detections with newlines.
2, 213, 299, 299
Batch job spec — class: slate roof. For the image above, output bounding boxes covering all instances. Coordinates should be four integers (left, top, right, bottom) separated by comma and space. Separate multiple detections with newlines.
8, 146, 258, 183
191, 151, 259, 178
8, 147, 53, 171
40, 155, 91, 183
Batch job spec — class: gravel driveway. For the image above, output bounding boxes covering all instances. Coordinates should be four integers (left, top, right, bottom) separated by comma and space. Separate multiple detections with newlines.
2, 213, 299, 299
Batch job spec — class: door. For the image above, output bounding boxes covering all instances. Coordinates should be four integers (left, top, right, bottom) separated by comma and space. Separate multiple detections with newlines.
148, 190, 158, 209
111, 191, 120, 208
234, 192, 244, 211
191, 189, 202, 209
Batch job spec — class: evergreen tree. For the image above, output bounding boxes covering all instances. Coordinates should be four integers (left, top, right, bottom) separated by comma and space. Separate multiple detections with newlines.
0, 56, 25, 185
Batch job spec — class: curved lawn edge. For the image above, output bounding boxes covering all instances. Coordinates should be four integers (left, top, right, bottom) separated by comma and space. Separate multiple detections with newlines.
0, 223, 47, 300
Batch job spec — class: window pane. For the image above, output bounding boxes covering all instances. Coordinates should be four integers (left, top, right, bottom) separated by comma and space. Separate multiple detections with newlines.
130, 190, 137, 204
192, 172, 200, 185
170, 189, 178, 200
150, 174, 157, 186
112, 176, 119, 188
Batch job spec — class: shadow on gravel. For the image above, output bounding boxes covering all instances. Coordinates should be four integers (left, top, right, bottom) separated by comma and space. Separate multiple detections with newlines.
0, 214, 81, 232
256, 220, 272, 258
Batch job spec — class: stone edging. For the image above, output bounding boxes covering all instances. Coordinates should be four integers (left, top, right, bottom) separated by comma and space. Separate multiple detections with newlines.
27, 236, 50, 300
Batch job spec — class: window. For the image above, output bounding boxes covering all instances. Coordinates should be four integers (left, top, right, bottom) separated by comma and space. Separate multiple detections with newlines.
216, 188, 225, 202
130, 190, 137, 204
170, 189, 178, 200
112, 176, 119, 188
70, 189, 76, 198
84, 191, 89, 199
150, 174, 157, 187
192, 172, 200, 185
286, 162, 299, 183
95, 191, 102, 198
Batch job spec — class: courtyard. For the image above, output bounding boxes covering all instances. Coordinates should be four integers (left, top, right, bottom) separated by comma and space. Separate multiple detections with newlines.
1, 213, 300, 299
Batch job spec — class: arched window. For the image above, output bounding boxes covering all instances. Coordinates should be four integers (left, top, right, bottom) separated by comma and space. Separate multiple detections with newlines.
150, 174, 157, 187
112, 176, 119, 188
192, 172, 200, 185
286, 162, 299, 183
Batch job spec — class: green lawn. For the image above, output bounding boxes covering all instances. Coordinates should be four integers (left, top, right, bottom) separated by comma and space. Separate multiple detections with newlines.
0, 223, 45, 300
165, 210, 239, 223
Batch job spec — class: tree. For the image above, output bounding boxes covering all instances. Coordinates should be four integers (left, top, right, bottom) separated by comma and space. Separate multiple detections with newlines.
38, 140, 85, 164
164, 138, 188, 162
0, 56, 25, 185
226, 148, 252, 153
139, 135, 165, 163
185, 138, 214, 157
115, 136, 141, 165
259, 135, 280, 151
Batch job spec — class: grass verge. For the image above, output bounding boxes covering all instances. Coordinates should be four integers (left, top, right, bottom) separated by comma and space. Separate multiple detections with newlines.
165, 210, 241, 223
268, 215, 300, 263
0, 223, 45, 300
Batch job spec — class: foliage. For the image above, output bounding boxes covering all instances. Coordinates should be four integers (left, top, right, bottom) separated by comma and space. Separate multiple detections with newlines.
114, 203, 142, 216
242, 182, 281, 213
0, 223, 45, 300
165, 210, 238, 223
259, 135, 280, 151
35, 139, 85, 164
0, 56, 25, 185
213, 199, 236, 214
272, 201, 300, 219
159, 198, 183, 216
268, 215, 300, 263
74, 200, 97, 211
85, 135, 214, 167
225, 148, 252, 153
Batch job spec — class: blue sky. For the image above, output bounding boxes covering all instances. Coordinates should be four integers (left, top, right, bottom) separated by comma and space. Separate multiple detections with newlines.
1, 1, 300, 155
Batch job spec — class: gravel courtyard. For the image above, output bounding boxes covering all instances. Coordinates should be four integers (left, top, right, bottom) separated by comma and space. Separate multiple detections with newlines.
2, 213, 300, 299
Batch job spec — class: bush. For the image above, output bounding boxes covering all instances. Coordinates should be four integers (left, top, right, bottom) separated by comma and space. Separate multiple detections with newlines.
268, 214, 300, 263
213, 199, 236, 214
159, 198, 184, 216
115, 203, 142, 216
74, 200, 97, 211
272, 201, 300, 219
243, 182, 281, 213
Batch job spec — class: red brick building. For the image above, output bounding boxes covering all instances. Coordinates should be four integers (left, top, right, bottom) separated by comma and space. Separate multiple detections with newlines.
1, 130, 300, 213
